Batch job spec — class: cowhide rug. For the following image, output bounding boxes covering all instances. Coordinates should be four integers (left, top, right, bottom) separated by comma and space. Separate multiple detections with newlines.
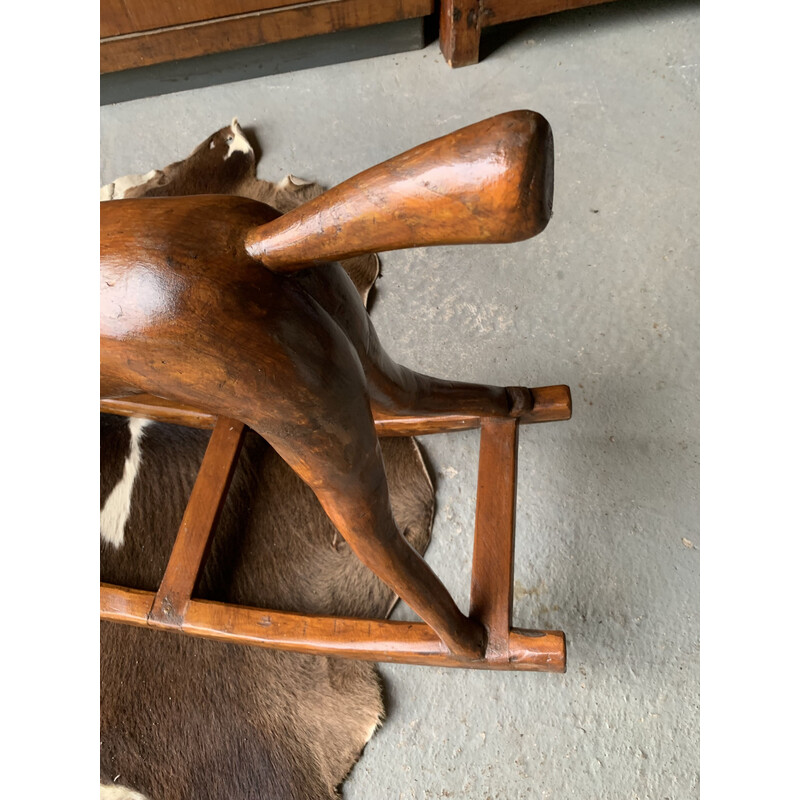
100, 120, 435, 800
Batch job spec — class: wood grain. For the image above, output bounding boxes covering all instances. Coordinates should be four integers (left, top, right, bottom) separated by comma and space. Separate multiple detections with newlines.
148, 418, 246, 628
470, 418, 518, 660
101, 0, 434, 73
101, 584, 566, 671
101, 385, 572, 435
440, 0, 482, 67
101, 0, 309, 38
245, 110, 553, 270
100, 395, 217, 429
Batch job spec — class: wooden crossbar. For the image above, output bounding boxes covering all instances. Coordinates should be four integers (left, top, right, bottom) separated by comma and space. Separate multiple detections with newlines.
470, 418, 519, 661
100, 388, 569, 670
148, 417, 246, 628
100, 385, 572, 436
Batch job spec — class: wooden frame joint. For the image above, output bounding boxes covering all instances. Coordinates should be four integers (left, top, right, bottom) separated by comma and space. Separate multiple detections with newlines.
100, 392, 568, 671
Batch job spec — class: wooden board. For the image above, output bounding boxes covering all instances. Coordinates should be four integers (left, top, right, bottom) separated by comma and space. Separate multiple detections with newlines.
101, 0, 434, 73
101, 1, 306, 38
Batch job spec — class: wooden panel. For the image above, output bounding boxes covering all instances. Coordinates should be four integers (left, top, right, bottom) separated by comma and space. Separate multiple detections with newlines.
100, 0, 134, 37
483, 0, 618, 27
148, 418, 246, 627
470, 418, 518, 659
101, 1, 308, 38
101, 0, 435, 73
101, 584, 566, 671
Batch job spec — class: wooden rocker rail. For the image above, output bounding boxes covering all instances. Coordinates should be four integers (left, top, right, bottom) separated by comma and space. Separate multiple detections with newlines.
100, 387, 570, 671
101, 585, 565, 671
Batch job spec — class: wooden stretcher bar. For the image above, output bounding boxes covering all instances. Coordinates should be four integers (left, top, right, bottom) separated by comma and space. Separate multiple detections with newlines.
100, 386, 570, 671
100, 384, 571, 434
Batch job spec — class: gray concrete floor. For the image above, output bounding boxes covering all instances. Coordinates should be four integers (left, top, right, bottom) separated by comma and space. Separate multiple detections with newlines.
100, 1, 699, 796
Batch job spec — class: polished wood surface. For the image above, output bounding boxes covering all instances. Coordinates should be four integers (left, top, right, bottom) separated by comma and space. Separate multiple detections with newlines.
246, 111, 553, 269
100, 384, 572, 435
100, 112, 568, 665
470, 418, 518, 661
148, 418, 246, 628
101, 584, 566, 671
100, 394, 218, 430
100, 0, 433, 73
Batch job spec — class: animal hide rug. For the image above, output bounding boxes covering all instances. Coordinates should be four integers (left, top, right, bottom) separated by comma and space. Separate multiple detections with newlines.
100, 120, 435, 800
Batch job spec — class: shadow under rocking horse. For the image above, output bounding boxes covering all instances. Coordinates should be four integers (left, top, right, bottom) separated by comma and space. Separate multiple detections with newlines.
100, 110, 571, 669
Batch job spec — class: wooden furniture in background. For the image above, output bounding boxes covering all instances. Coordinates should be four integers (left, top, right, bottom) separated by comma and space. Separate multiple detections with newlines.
100, 0, 434, 73
440, 0, 620, 67
101, 0, 626, 76
100, 110, 571, 669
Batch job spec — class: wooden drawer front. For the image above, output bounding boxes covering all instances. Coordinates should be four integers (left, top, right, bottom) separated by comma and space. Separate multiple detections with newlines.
100, 0, 434, 74
101, 1, 306, 38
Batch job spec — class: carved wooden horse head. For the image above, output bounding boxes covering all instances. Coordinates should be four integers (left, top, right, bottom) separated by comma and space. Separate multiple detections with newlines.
100, 111, 571, 668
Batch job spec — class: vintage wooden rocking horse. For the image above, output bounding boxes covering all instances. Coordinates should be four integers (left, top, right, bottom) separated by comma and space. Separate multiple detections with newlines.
100, 110, 571, 671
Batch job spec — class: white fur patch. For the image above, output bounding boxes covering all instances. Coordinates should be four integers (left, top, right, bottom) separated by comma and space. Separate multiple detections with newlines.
100, 417, 151, 548
224, 117, 252, 160
100, 169, 158, 201
100, 784, 150, 800
281, 173, 313, 188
